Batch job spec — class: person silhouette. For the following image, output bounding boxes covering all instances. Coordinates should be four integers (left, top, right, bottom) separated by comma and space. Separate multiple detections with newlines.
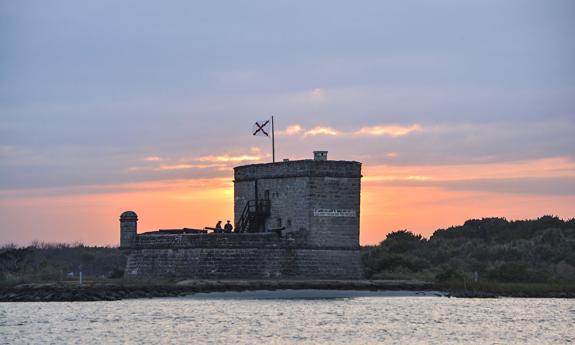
224, 220, 233, 233
215, 220, 223, 233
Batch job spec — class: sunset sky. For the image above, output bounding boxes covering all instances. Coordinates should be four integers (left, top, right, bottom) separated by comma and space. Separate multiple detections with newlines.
1, 1, 574, 246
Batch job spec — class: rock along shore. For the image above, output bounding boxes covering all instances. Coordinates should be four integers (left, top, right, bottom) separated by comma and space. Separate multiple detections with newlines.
0, 280, 434, 302
1, 280, 573, 301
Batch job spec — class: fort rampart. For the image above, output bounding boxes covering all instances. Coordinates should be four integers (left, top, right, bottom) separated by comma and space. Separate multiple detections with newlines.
122, 151, 364, 280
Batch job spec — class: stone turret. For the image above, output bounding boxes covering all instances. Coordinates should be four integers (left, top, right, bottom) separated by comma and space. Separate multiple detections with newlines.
120, 211, 138, 248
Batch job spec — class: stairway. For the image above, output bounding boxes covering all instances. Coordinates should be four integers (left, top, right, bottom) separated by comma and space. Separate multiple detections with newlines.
237, 199, 271, 233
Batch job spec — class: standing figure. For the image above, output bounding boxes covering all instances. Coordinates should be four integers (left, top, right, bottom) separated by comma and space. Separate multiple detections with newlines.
224, 220, 233, 233
215, 220, 223, 233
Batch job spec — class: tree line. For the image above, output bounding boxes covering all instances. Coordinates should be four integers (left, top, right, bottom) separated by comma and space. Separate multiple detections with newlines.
362, 216, 575, 285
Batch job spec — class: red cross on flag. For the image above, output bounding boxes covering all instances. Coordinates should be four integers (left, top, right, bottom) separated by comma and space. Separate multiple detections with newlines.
253, 119, 271, 137
252, 116, 276, 163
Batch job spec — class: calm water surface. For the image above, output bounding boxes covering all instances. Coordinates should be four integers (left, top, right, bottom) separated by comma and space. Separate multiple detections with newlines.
1, 290, 574, 344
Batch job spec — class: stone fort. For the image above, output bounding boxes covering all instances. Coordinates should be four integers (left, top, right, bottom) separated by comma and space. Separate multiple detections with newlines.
120, 151, 364, 279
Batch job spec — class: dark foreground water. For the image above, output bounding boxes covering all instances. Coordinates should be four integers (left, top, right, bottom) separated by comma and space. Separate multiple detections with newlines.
1, 290, 574, 344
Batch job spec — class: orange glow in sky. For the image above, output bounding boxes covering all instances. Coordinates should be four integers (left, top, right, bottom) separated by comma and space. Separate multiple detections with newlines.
1, 157, 574, 246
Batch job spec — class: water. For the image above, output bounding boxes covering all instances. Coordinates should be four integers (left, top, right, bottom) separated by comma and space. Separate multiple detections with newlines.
1, 290, 574, 344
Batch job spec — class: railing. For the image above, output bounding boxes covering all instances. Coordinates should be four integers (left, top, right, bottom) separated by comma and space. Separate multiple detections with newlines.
237, 201, 252, 233
237, 199, 271, 233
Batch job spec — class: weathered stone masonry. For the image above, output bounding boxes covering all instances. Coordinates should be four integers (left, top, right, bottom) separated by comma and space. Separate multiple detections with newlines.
121, 151, 364, 279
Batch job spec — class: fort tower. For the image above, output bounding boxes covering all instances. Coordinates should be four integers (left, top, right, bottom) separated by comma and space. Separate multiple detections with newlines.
234, 151, 361, 249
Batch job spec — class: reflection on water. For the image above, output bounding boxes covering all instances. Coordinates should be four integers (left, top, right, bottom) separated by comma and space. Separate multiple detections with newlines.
1, 290, 574, 344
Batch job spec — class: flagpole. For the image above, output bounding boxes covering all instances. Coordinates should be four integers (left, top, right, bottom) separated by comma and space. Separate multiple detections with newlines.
271, 116, 275, 163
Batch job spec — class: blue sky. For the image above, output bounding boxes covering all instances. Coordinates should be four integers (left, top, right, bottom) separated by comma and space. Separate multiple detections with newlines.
1, 1, 574, 244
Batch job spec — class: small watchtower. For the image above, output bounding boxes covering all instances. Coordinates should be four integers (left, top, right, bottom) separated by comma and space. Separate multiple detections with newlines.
120, 211, 138, 248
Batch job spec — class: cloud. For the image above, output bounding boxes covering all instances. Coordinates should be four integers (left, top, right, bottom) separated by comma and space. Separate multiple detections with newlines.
157, 164, 221, 171
303, 126, 340, 136
277, 125, 303, 136
127, 152, 264, 173
195, 154, 262, 163
355, 124, 422, 137
279, 123, 422, 138
126, 163, 224, 172
310, 88, 324, 99
365, 156, 575, 182
437, 177, 575, 196
363, 175, 432, 182
370, 176, 575, 197
363, 157, 575, 196
311, 88, 322, 96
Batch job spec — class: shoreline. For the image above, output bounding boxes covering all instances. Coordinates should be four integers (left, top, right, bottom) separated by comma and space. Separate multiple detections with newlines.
183, 289, 447, 299
0, 280, 573, 302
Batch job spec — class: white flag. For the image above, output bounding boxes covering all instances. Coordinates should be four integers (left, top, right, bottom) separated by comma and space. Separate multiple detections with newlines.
252, 119, 271, 137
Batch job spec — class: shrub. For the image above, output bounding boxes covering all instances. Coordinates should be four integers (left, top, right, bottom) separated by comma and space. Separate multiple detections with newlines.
381, 230, 425, 253
435, 267, 465, 282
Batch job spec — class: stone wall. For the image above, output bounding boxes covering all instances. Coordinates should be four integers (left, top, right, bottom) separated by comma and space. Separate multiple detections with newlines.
125, 247, 364, 280
234, 159, 361, 248
307, 176, 361, 248
252, 176, 311, 233
135, 231, 308, 249
234, 160, 361, 182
